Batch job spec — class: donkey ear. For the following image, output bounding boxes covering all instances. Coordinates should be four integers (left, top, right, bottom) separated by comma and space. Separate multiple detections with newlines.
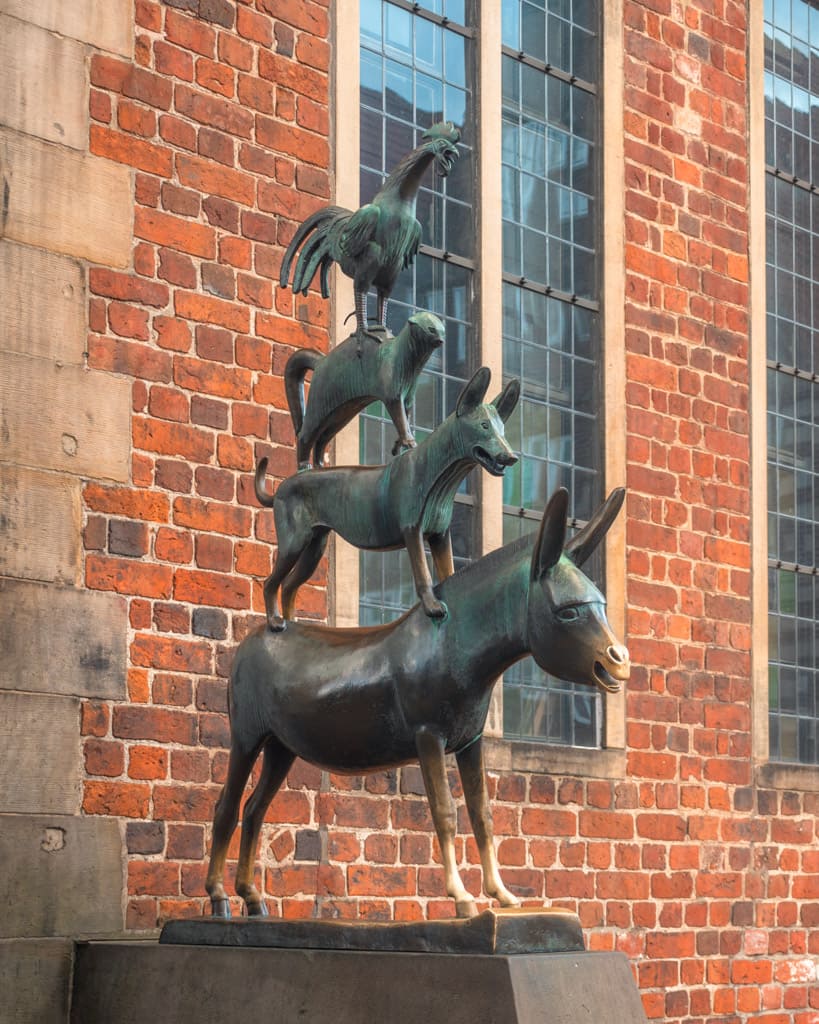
532, 488, 569, 580
565, 487, 625, 567
456, 366, 491, 417
491, 378, 520, 423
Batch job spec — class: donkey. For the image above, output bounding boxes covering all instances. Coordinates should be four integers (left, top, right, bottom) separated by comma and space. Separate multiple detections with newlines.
285, 311, 445, 469
205, 486, 630, 920
255, 367, 520, 631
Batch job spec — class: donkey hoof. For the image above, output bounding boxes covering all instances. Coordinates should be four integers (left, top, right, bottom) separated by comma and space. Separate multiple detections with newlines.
246, 900, 269, 918
268, 616, 287, 633
455, 898, 479, 919
210, 898, 231, 919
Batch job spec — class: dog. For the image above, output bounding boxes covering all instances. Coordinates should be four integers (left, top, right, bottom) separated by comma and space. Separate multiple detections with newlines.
284, 311, 444, 468
255, 367, 520, 630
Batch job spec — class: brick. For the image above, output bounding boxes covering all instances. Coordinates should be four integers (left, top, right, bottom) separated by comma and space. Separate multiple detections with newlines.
173, 354, 251, 398
108, 520, 150, 557
135, 208, 216, 258
174, 293, 250, 333
198, 129, 235, 167
165, 9, 216, 57
158, 250, 198, 289
176, 153, 255, 205
174, 83, 253, 137
130, 633, 212, 674
196, 56, 234, 97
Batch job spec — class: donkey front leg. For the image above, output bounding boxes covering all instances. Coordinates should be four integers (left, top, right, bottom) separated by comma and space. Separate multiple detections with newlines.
415, 727, 477, 918
404, 527, 447, 619
456, 737, 520, 908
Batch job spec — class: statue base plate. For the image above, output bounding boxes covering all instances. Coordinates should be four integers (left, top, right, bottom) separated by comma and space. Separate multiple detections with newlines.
159, 907, 584, 955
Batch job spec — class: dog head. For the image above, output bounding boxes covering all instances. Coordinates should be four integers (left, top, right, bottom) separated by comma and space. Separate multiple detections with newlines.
454, 367, 520, 476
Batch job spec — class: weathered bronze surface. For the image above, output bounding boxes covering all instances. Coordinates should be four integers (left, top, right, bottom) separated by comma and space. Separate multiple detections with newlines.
278, 122, 461, 337
255, 366, 520, 630
284, 311, 445, 469
204, 487, 630, 920
160, 907, 584, 955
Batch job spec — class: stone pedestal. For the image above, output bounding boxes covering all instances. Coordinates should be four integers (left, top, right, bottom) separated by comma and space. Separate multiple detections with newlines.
71, 913, 648, 1024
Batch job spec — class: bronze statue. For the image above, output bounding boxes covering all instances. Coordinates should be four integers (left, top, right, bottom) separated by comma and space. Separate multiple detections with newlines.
204, 487, 630, 920
255, 367, 520, 630
279, 122, 461, 340
285, 312, 445, 469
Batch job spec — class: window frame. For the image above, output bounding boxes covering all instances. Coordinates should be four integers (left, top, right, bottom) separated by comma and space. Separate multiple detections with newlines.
331, 0, 627, 774
751, 0, 819, 789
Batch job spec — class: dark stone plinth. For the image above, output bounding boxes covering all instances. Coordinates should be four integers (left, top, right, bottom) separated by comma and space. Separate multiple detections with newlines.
70, 941, 648, 1024
160, 907, 584, 955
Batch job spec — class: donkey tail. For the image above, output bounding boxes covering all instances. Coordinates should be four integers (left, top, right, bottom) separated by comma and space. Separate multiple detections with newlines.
255, 457, 275, 508
284, 348, 323, 436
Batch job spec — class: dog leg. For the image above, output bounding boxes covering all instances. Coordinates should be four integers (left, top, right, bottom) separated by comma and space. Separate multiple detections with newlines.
280, 532, 329, 620
404, 526, 447, 619
263, 546, 303, 631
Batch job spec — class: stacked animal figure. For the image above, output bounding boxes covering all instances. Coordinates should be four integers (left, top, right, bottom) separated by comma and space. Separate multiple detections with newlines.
205, 125, 631, 921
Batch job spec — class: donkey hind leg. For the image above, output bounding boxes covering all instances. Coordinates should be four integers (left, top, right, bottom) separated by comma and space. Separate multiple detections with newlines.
235, 737, 295, 917
456, 738, 519, 908
205, 741, 259, 918
280, 531, 329, 621
415, 727, 477, 918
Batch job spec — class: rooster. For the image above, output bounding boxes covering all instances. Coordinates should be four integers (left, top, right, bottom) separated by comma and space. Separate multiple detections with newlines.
279, 121, 461, 339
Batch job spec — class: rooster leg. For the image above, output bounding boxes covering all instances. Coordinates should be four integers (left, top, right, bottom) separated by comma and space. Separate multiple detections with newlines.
376, 292, 390, 330
354, 289, 385, 354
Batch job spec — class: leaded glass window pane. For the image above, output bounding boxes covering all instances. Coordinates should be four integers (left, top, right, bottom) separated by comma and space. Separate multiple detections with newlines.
501, 1, 602, 746
765, 0, 819, 765
359, 0, 477, 623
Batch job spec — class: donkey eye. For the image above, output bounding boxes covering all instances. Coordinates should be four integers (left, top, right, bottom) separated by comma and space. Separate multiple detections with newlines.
557, 606, 580, 622
481, 421, 490, 429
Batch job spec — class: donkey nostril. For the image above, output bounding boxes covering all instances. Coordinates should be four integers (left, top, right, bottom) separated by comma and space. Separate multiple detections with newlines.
607, 644, 627, 665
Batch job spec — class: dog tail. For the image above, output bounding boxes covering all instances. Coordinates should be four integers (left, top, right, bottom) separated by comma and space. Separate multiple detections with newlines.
254, 457, 275, 508
284, 348, 323, 437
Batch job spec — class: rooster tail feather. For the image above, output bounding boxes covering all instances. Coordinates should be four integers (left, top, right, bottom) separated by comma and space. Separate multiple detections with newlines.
280, 206, 350, 290
294, 231, 333, 297
283, 348, 322, 437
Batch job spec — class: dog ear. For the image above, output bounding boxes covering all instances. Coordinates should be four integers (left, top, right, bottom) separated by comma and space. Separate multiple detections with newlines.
456, 367, 491, 417
491, 378, 520, 422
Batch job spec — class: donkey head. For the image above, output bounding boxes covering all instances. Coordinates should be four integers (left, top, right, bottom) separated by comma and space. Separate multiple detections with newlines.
526, 487, 630, 694
454, 367, 520, 476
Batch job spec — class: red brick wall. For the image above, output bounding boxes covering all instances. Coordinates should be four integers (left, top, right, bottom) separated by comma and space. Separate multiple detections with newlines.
78, 0, 332, 920
77, 1, 819, 1022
